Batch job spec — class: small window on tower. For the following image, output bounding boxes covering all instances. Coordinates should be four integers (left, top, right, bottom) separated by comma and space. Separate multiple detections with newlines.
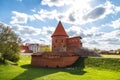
61, 40, 63, 43
56, 40, 57, 43
63, 45, 65, 47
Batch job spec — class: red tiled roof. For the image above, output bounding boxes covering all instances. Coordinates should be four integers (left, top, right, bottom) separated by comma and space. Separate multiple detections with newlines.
21, 45, 33, 53
51, 21, 68, 37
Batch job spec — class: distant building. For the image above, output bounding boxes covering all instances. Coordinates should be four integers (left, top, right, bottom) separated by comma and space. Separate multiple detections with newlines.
27, 44, 39, 53
21, 43, 51, 53
21, 45, 33, 53
98, 50, 119, 54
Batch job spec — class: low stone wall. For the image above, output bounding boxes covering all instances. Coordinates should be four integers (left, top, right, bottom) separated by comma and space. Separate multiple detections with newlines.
31, 55, 79, 68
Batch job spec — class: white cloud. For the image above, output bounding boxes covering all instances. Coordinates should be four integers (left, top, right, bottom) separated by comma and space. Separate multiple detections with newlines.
33, 9, 57, 21
67, 25, 101, 38
40, 0, 120, 25
12, 24, 41, 36
41, 0, 71, 7
40, 0, 93, 24
103, 18, 120, 29
10, 11, 28, 24
111, 18, 120, 29
67, 25, 120, 50
22, 37, 42, 44
67, 26, 83, 37
101, 30, 120, 39
96, 30, 120, 49
10, 11, 35, 25
31, 9, 36, 13
7, 0, 120, 50
12, 25, 55, 44
41, 26, 54, 35
17, 0, 22, 2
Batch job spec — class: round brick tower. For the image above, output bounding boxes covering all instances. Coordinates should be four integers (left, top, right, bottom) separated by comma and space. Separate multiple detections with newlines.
51, 21, 69, 52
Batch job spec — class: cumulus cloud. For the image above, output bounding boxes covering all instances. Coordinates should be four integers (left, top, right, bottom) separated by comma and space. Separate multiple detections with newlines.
10, 11, 35, 24
41, 0, 70, 7
67, 25, 120, 49
88, 40, 99, 44
41, 26, 55, 38
38, 0, 120, 25
12, 24, 41, 36
33, 9, 57, 21
111, 18, 120, 29
67, 26, 85, 37
10, 11, 27, 24
103, 18, 120, 29
82, 1, 120, 23
98, 30, 120, 46
83, 30, 120, 50
102, 30, 120, 38
108, 40, 120, 45
56, 1, 120, 25
68, 13, 76, 22
40, 0, 92, 24
100, 38, 119, 42
7, 0, 120, 50
83, 7, 106, 20
67, 25, 103, 42
22, 38, 43, 44
31, 9, 36, 13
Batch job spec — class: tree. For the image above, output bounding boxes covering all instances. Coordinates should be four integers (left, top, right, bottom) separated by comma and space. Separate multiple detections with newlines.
40, 45, 51, 52
0, 23, 21, 63
93, 48, 100, 52
117, 48, 120, 54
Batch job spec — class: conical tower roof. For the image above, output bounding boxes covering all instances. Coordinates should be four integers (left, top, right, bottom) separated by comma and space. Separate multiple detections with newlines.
51, 21, 68, 37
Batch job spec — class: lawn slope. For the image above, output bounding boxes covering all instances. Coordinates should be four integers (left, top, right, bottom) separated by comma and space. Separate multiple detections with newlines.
0, 55, 120, 80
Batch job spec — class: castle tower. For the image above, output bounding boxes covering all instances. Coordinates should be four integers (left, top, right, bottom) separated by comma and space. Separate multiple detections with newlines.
51, 21, 69, 52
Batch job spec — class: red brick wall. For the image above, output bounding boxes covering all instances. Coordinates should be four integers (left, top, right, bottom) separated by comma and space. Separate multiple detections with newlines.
31, 55, 79, 68
67, 37, 82, 52
52, 36, 68, 52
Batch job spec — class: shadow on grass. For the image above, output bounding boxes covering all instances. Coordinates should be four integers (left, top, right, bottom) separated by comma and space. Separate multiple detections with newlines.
13, 58, 86, 80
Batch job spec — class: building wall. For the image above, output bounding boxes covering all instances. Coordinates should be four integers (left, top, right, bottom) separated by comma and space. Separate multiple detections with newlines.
67, 37, 82, 52
52, 36, 82, 52
31, 55, 79, 68
28, 44, 39, 53
20, 45, 33, 53
52, 36, 68, 52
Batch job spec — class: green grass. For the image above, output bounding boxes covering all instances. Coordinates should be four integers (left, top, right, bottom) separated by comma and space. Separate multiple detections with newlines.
101, 54, 120, 58
0, 55, 120, 80
85, 57, 120, 71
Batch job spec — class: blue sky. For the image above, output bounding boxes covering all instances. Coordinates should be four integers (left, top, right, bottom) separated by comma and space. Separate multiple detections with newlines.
0, 0, 120, 50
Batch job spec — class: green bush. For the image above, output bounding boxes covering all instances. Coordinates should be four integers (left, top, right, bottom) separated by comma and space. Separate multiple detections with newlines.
85, 58, 120, 71
71, 57, 86, 69
72, 57, 120, 71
